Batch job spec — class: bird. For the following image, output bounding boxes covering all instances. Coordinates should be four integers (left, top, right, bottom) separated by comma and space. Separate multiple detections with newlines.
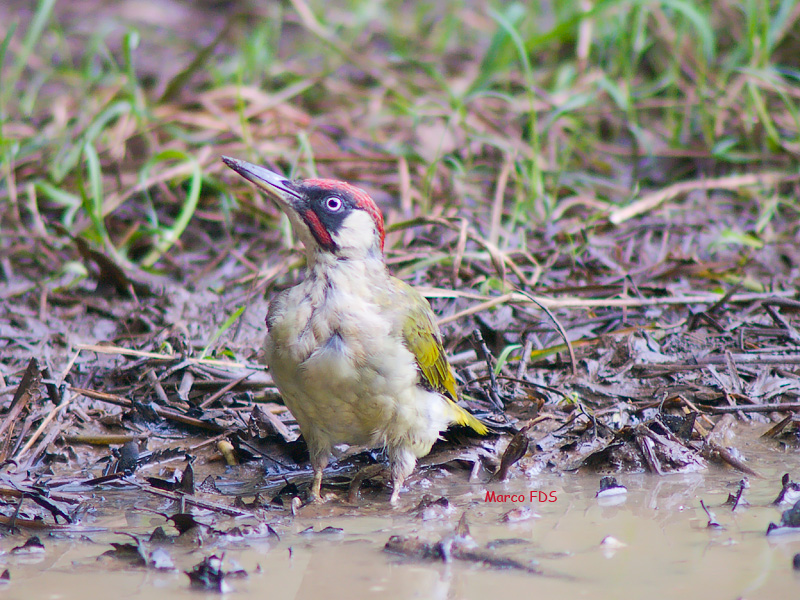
222, 156, 487, 503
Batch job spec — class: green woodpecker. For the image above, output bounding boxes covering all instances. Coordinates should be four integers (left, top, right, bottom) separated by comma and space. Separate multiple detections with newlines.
222, 156, 487, 503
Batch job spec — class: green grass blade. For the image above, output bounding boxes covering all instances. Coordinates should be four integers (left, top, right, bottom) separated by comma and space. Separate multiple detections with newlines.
52, 100, 132, 182
79, 141, 111, 249
0, 22, 17, 81
1, 0, 56, 107
201, 306, 246, 359
494, 344, 523, 375
160, 22, 232, 103
653, 0, 715, 61
469, 2, 526, 94
140, 150, 203, 267
0, 21, 18, 130
34, 181, 82, 227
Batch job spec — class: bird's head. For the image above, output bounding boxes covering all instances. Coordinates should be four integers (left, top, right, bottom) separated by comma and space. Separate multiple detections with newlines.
223, 157, 385, 261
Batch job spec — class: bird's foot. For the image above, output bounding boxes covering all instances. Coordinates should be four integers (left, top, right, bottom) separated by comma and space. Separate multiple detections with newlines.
389, 475, 405, 506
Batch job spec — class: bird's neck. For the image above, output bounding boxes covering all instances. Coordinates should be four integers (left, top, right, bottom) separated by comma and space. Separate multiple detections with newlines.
305, 249, 389, 294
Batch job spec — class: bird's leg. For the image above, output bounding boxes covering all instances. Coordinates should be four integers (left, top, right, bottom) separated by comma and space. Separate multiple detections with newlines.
309, 453, 329, 502
389, 447, 417, 505
389, 474, 405, 505
310, 468, 323, 502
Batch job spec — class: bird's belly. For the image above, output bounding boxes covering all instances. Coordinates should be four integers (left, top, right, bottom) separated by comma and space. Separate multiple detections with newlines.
267, 327, 448, 454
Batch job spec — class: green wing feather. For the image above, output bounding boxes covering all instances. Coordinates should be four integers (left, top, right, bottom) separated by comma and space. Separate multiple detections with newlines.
393, 278, 487, 435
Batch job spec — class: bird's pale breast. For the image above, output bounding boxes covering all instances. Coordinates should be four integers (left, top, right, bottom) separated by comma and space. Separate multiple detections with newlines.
265, 269, 450, 458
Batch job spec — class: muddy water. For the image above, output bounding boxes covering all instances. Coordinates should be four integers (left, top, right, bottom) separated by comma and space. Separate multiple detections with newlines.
3, 427, 800, 599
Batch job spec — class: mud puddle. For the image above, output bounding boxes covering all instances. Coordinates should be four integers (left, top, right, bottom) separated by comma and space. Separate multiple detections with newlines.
2, 425, 800, 599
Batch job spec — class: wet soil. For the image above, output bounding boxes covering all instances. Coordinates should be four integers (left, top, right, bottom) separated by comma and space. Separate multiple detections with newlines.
3, 426, 800, 599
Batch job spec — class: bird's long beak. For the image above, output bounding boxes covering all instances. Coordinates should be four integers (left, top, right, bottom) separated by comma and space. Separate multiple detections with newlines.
221, 156, 302, 211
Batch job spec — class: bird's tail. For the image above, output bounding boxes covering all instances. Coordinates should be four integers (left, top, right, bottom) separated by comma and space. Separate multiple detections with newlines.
448, 400, 489, 435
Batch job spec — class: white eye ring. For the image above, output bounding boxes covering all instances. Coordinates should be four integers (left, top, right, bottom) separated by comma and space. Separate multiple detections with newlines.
325, 196, 343, 212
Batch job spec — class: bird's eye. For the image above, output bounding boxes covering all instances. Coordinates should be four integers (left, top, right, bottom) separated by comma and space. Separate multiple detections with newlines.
324, 196, 343, 212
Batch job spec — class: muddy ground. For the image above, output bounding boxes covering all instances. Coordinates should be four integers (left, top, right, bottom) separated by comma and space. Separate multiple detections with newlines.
3, 0, 800, 593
